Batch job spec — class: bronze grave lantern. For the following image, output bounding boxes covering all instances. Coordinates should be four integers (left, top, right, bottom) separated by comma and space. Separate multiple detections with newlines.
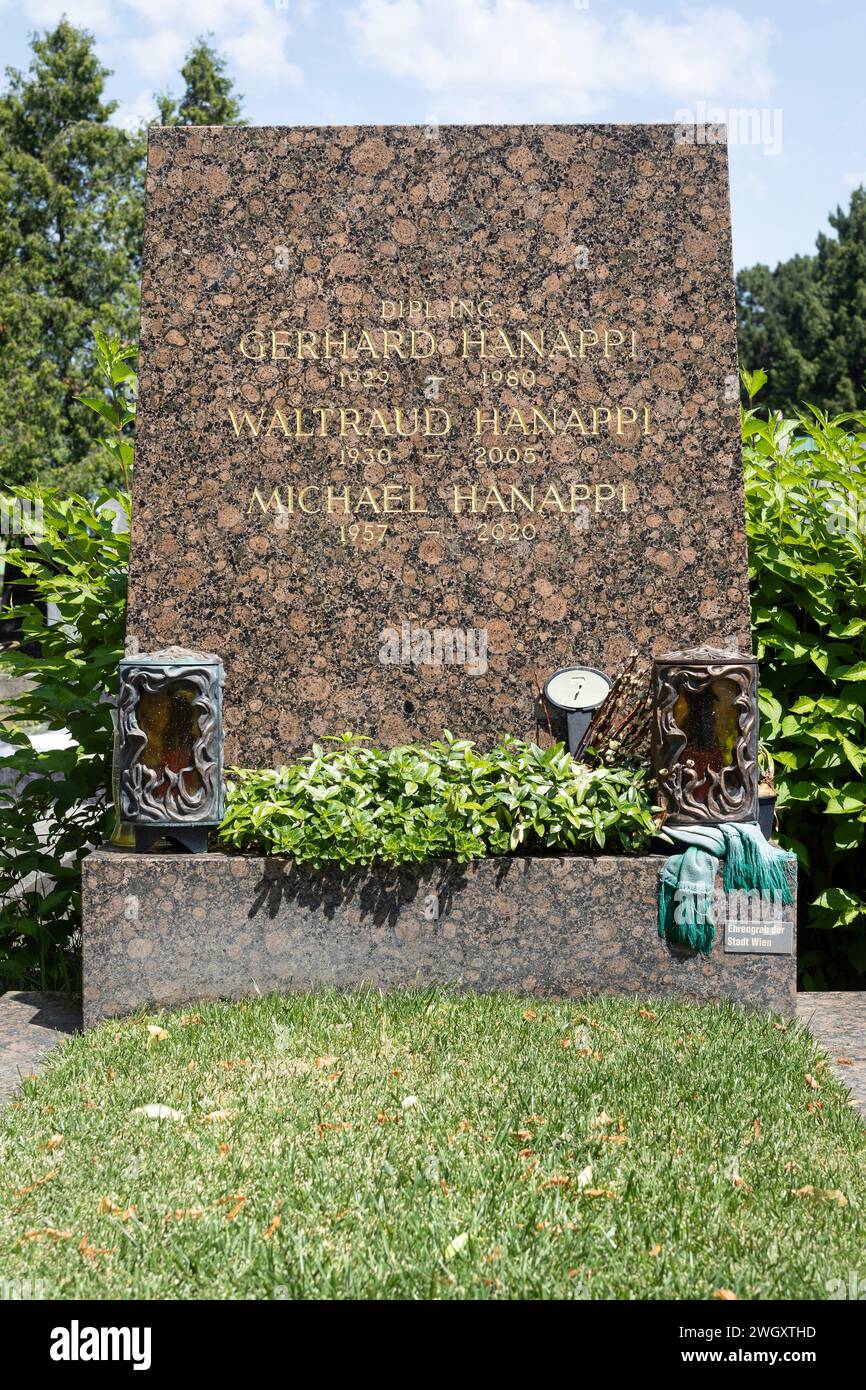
651, 647, 759, 827
117, 647, 224, 852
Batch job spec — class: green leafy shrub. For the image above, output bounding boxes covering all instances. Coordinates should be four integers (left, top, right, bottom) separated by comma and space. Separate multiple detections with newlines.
0, 334, 133, 988
217, 733, 660, 868
743, 374, 866, 986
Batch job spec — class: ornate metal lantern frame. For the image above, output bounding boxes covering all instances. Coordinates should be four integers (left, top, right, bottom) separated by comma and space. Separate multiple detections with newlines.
117, 647, 224, 852
652, 647, 758, 827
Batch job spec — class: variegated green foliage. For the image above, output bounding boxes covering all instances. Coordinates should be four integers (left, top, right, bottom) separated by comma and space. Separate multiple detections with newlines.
218, 733, 659, 867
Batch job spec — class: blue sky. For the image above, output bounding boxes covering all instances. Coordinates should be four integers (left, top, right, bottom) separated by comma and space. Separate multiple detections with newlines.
2, 0, 863, 270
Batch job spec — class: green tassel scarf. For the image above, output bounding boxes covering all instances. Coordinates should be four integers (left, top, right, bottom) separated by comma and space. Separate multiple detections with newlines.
658, 822, 795, 956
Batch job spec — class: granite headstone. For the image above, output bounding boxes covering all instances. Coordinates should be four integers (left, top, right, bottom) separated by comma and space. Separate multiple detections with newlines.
128, 124, 750, 765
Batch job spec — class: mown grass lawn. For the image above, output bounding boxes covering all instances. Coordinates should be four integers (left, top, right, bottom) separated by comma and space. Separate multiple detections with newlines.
1, 989, 864, 1300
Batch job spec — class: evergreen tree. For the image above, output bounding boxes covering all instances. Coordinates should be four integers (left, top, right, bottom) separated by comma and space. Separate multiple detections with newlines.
737, 186, 866, 413
815, 188, 866, 410
155, 37, 244, 127
0, 21, 144, 490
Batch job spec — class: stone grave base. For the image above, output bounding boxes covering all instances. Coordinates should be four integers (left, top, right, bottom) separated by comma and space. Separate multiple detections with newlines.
81, 849, 796, 1026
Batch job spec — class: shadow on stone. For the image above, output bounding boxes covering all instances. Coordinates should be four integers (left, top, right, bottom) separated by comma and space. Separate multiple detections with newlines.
248, 857, 470, 927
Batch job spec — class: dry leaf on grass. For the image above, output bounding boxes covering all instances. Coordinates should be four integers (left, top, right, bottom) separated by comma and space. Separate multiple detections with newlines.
97, 1197, 135, 1219
15, 1169, 58, 1195
164, 1208, 205, 1224
146, 1025, 169, 1044
218, 1194, 247, 1221
522, 1009, 537, 1022
444, 1232, 469, 1258
793, 1186, 848, 1206
714, 1289, 738, 1301
132, 1104, 182, 1121
79, 1233, 113, 1258
18, 1227, 72, 1243
43, 1134, 63, 1151
804, 1073, 820, 1090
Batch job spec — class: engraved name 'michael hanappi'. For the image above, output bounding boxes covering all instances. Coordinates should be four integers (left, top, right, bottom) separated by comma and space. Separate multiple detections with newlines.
245, 481, 631, 516
228, 404, 652, 439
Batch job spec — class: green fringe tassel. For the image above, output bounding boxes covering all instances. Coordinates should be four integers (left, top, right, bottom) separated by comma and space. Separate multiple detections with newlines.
658, 846, 717, 956
720, 823, 794, 904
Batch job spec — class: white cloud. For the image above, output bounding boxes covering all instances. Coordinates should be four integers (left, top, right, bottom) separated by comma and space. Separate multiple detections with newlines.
15, 0, 116, 27
348, 0, 775, 120
14, 0, 303, 94
114, 86, 158, 131
843, 171, 866, 190
127, 29, 188, 84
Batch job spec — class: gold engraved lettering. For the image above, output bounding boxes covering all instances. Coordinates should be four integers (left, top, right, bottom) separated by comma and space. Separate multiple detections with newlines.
239, 331, 265, 360
327, 486, 351, 514
354, 486, 381, 513
246, 486, 285, 514
453, 484, 478, 514
408, 485, 428, 513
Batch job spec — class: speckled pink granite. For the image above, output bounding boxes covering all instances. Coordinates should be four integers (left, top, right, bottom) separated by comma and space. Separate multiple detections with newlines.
127, 124, 750, 766
82, 850, 794, 1026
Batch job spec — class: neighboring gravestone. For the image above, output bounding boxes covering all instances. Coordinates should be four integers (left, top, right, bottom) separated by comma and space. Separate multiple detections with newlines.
128, 124, 750, 767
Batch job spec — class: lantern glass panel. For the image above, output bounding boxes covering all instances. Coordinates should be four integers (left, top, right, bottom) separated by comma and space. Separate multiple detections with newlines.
137, 679, 202, 799
672, 676, 740, 803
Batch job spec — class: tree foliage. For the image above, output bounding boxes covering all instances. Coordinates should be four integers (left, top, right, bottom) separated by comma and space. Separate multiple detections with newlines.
155, 36, 244, 128
0, 23, 244, 494
737, 187, 866, 414
0, 20, 144, 492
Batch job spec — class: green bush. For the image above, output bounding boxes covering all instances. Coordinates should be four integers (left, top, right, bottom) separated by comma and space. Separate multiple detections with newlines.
0, 334, 133, 988
743, 372, 866, 986
218, 734, 659, 867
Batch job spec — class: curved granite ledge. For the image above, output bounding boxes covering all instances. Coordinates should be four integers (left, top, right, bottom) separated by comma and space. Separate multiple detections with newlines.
81, 849, 796, 1026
